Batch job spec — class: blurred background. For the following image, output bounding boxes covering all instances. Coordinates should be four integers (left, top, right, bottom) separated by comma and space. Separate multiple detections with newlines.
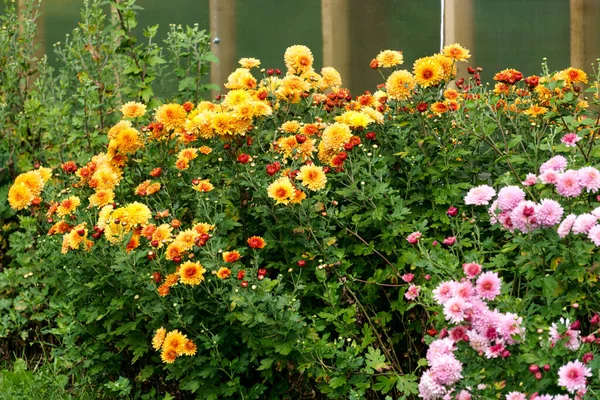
7, 0, 600, 95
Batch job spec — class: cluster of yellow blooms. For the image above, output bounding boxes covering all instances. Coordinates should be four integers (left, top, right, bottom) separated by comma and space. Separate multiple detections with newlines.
7, 168, 52, 210
152, 327, 197, 364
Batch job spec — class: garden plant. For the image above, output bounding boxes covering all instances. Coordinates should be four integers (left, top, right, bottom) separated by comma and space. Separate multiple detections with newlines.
2, 1, 600, 399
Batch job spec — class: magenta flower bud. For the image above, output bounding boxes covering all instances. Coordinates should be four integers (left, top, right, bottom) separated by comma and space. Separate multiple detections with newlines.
590, 313, 600, 325
582, 352, 594, 364
543, 364, 550, 371
424, 274, 431, 281
534, 371, 543, 380
447, 206, 458, 217
529, 364, 539, 373
432, 240, 438, 247
439, 328, 448, 339
570, 320, 581, 330
501, 350, 511, 358
442, 236, 456, 246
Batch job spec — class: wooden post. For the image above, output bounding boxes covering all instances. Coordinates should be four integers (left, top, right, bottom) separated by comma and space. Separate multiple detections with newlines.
321, 0, 351, 90
210, 0, 236, 95
570, 0, 585, 69
443, 0, 474, 79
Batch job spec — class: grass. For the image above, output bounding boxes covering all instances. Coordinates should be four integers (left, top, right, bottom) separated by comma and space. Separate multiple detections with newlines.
0, 358, 95, 400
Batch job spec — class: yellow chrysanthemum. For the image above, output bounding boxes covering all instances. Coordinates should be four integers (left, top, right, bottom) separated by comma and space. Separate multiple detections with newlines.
15, 171, 44, 196
281, 120, 301, 133
193, 179, 214, 193
110, 126, 144, 154
192, 222, 215, 235
57, 196, 81, 217
386, 70, 416, 101
178, 147, 198, 161
37, 167, 52, 183
284, 45, 314, 75
298, 165, 327, 191
523, 105, 548, 117
335, 110, 374, 129
180, 339, 197, 356
321, 123, 352, 151
441, 43, 470, 61
238, 57, 261, 69
161, 347, 178, 364
155, 103, 187, 131
433, 54, 457, 78
267, 177, 295, 205
121, 101, 147, 118
178, 261, 206, 285
88, 190, 115, 208
561, 67, 588, 84
199, 146, 212, 155
413, 56, 445, 87
123, 202, 152, 226
319, 67, 342, 90
163, 330, 187, 354
152, 327, 167, 351
107, 120, 133, 140
224, 68, 257, 90
376, 50, 404, 68
8, 183, 34, 210
152, 224, 173, 247
174, 229, 198, 251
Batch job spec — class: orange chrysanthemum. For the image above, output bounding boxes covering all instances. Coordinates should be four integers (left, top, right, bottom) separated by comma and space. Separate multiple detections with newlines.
216, 267, 232, 279
160, 347, 178, 364
56, 196, 81, 217
247, 236, 266, 249
222, 250, 241, 263
121, 101, 147, 118
181, 339, 197, 356
442, 43, 470, 61
155, 103, 187, 131
267, 177, 295, 205
298, 165, 327, 191
413, 57, 444, 87
89, 190, 114, 208
385, 70, 416, 101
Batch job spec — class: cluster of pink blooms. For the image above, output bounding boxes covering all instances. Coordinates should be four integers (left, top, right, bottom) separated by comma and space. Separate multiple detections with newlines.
464, 157, 600, 245
418, 264, 526, 399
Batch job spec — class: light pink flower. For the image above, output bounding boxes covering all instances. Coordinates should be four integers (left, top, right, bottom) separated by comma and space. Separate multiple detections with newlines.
462, 262, 482, 279
454, 281, 474, 300
556, 170, 583, 198
553, 395, 571, 400
429, 354, 463, 386
510, 200, 539, 233
536, 198, 564, 227
476, 271, 501, 301
464, 185, 496, 205
550, 320, 581, 351
426, 338, 455, 364
418, 371, 447, 400
578, 166, 600, 193
572, 213, 597, 234
558, 360, 591, 393
488, 200, 500, 223
540, 155, 568, 173
588, 225, 600, 246
558, 214, 577, 238
484, 342, 505, 359
591, 206, 600, 218
405, 284, 421, 300
456, 390, 472, 400
505, 392, 526, 400
466, 329, 489, 353
562, 132, 581, 147
497, 186, 525, 212
497, 211, 514, 231
539, 169, 559, 185
534, 396, 553, 400
401, 273, 414, 283
499, 312, 525, 344
443, 297, 469, 324
433, 281, 457, 304
407, 231, 422, 244
522, 173, 538, 186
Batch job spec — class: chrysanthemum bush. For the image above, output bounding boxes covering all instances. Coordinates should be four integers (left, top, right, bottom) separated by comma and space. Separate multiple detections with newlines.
5, 20, 600, 399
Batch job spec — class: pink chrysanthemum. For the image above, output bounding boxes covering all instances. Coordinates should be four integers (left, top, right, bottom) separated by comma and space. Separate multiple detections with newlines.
571, 213, 597, 234
578, 166, 600, 193
404, 284, 421, 300
484, 342, 505, 359
456, 390, 472, 400
588, 225, 600, 246
433, 281, 456, 304
557, 360, 591, 393
505, 392, 526, 400
510, 200, 539, 233
522, 173, 537, 186
406, 231, 422, 244
429, 354, 463, 386
454, 281, 474, 300
540, 155, 568, 173
466, 329, 490, 353
557, 214, 577, 238
462, 262, 482, 279
553, 395, 571, 400
536, 198, 564, 227
556, 170, 583, 198
550, 320, 581, 351
533, 395, 553, 400
499, 312, 524, 344
449, 325, 467, 342
561, 132, 581, 147
443, 297, 470, 323
539, 170, 559, 185
497, 186, 525, 212
497, 211, 514, 231
592, 206, 600, 218
426, 338, 455, 364
464, 185, 496, 205
418, 371, 447, 400
476, 271, 501, 301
